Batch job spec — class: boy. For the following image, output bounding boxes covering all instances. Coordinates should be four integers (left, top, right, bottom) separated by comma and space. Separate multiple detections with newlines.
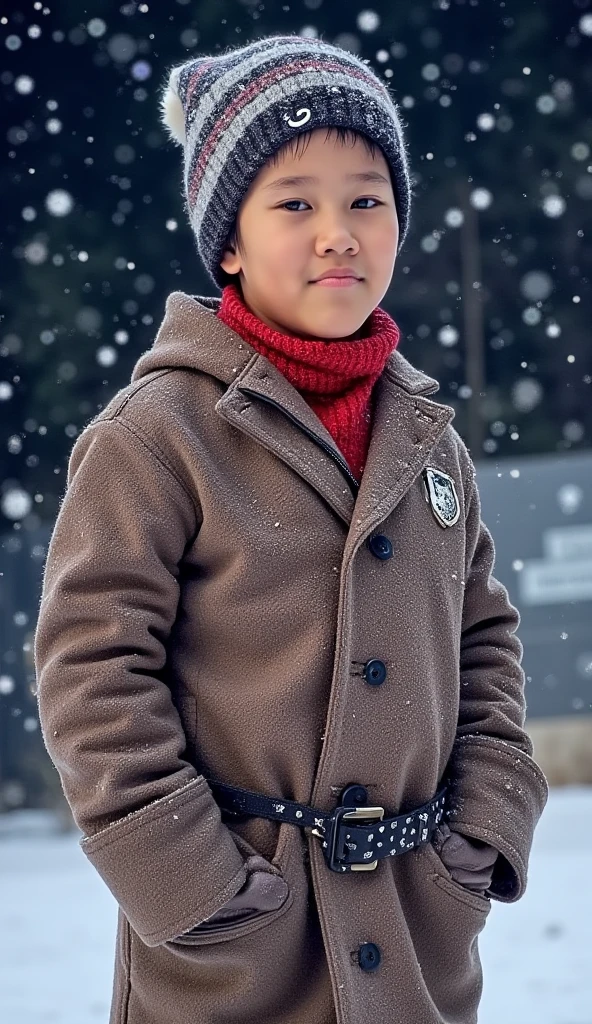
34, 33, 548, 1024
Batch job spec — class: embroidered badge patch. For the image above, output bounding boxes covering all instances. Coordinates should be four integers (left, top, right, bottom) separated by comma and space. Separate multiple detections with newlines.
423, 467, 460, 528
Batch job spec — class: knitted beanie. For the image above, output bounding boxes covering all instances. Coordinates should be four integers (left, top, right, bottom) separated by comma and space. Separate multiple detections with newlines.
159, 33, 413, 291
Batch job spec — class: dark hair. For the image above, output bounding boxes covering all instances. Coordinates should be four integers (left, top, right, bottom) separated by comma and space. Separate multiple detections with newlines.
220, 126, 383, 287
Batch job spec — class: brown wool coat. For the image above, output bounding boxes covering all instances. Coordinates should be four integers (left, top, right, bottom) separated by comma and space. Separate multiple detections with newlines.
34, 291, 549, 1024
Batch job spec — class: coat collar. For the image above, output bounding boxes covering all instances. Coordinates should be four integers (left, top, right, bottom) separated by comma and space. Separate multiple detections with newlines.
132, 291, 455, 546
131, 291, 441, 399
216, 353, 454, 549
190, 293, 442, 398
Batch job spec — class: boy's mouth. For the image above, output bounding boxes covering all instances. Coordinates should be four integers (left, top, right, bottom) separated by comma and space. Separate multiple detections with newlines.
311, 276, 364, 289
310, 270, 364, 290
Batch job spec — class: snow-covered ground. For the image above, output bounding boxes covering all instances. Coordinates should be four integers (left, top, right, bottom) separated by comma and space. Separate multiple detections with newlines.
0, 786, 590, 1024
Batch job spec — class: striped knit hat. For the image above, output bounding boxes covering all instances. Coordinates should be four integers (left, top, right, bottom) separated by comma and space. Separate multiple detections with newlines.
159, 33, 413, 291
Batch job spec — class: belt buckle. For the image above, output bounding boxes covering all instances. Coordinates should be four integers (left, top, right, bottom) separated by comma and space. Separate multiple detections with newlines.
319, 805, 385, 872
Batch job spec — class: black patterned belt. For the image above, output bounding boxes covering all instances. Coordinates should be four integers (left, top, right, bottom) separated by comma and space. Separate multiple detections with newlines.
205, 777, 449, 873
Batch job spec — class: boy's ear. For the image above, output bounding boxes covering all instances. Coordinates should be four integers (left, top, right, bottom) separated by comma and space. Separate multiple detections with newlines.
220, 245, 241, 276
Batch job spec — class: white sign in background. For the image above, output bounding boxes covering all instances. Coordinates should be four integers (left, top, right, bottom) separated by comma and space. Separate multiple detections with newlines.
518, 524, 592, 606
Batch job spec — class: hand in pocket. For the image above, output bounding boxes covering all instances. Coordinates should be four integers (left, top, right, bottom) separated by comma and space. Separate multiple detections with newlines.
206, 855, 289, 922
432, 822, 498, 891
181, 855, 289, 935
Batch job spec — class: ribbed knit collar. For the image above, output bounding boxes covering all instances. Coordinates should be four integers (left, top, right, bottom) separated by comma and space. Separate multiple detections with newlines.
216, 283, 400, 396
216, 282, 401, 481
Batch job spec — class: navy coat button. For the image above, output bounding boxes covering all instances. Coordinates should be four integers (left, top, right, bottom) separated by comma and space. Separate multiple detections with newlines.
363, 659, 387, 686
368, 534, 393, 560
340, 784, 368, 806
358, 942, 381, 972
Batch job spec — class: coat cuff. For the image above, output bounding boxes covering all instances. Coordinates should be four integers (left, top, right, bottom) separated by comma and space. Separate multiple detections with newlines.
444, 735, 549, 902
80, 776, 248, 945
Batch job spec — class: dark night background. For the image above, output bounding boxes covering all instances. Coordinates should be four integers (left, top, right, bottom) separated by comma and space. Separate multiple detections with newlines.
0, 0, 591, 809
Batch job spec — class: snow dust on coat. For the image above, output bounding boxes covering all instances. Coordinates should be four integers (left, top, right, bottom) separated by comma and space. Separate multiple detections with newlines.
34, 291, 549, 1024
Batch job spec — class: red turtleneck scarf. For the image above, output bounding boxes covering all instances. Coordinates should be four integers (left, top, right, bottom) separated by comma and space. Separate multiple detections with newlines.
216, 283, 401, 481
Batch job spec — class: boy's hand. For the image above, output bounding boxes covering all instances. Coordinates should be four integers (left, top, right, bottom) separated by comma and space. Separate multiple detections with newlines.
432, 822, 499, 891
206, 855, 288, 921
183, 855, 289, 933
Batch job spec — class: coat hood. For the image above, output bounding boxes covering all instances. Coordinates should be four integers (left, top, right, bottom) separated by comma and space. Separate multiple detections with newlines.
130, 291, 441, 396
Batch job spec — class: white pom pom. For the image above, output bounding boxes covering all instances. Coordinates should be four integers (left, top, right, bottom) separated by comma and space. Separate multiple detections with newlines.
159, 66, 186, 146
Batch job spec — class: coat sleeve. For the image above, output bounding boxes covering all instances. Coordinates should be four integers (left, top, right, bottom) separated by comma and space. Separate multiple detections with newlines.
34, 415, 249, 946
444, 458, 549, 903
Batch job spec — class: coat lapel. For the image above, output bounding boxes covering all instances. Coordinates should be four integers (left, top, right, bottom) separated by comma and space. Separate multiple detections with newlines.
216, 346, 455, 543
344, 364, 455, 555
151, 296, 455, 534
216, 355, 357, 526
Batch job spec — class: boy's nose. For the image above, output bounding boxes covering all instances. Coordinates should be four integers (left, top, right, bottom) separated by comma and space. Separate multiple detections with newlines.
316, 233, 359, 256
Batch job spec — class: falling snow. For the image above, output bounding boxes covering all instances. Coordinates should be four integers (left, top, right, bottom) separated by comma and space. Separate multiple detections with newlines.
0, 5, 590, 1017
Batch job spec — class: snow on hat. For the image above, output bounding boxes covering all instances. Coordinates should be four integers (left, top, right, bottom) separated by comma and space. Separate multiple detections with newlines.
159, 33, 413, 290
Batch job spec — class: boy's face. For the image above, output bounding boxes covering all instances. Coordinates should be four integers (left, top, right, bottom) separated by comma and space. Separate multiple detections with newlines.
219, 129, 399, 341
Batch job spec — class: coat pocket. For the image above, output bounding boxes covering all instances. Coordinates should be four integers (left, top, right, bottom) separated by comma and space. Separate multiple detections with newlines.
401, 834, 491, 1023
168, 819, 295, 947
422, 839, 492, 913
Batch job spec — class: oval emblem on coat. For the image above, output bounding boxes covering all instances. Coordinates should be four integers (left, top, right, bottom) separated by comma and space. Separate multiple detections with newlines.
422, 467, 460, 528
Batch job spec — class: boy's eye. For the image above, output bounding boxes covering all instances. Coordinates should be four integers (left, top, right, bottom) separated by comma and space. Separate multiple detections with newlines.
280, 200, 309, 212
353, 197, 382, 209
279, 197, 382, 212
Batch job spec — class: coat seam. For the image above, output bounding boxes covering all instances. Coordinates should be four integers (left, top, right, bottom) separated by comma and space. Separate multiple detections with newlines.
121, 917, 132, 1024
460, 459, 476, 579
459, 454, 476, 506
112, 415, 201, 525
107, 368, 173, 418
